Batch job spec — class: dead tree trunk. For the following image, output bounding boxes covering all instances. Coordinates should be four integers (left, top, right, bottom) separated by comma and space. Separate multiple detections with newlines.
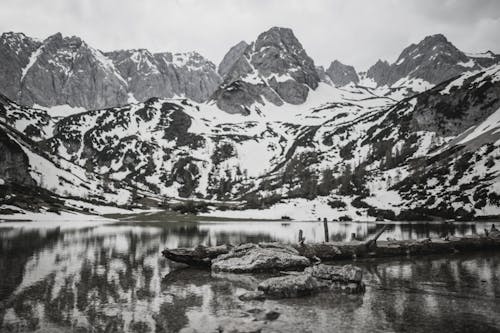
364, 225, 389, 250
323, 220, 329, 243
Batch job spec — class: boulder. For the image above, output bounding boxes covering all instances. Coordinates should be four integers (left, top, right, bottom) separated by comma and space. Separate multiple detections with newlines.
304, 264, 363, 283
211, 243, 310, 273
257, 274, 328, 298
255, 264, 366, 299
238, 291, 266, 301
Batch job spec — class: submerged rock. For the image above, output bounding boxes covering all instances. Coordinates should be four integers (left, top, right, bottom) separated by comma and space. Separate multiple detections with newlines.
238, 290, 266, 301
215, 317, 264, 333
264, 310, 281, 321
211, 243, 310, 273
331, 281, 366, 294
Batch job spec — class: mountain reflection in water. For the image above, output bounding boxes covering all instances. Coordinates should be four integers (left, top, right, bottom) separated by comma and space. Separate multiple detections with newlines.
0, 220, 499, 332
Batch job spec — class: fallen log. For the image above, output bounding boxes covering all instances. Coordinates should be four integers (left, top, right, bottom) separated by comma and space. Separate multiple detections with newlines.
161, 244, 232, 267
161, 230, 500, 267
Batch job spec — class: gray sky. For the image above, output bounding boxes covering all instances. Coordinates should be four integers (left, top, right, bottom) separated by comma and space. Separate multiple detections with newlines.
1, 0, 499, 70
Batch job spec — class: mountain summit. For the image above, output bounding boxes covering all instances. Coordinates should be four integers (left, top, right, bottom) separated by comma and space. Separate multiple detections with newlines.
0, 32, 221, 109
212, 27, 320, 114
366, 33, 487, 87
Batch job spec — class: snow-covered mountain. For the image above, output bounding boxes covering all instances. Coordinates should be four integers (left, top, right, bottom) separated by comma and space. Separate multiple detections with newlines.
1, 27, 500, 221
0, 109, 138, 217
212, 27, 320, 115
0, 32, 221, 110
359, 34, 500, 98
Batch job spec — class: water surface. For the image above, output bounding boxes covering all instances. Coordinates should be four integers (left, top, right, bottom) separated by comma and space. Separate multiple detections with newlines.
0, 219, 499, 332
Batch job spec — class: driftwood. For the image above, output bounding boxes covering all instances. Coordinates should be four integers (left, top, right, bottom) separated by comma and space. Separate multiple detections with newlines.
161, 226, 500, 267
162, 244, 231, 267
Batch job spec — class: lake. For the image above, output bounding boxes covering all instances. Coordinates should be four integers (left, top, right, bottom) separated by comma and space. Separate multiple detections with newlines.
0, 219, 499, 332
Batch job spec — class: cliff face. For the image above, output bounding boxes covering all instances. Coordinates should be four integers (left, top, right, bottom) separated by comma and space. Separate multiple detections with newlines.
0, 32, 221, 110
0, 127, 34, 187
326, 60, 359, 87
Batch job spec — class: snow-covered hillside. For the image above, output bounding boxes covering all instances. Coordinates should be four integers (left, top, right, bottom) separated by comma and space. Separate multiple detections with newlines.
1, 27, 500, 221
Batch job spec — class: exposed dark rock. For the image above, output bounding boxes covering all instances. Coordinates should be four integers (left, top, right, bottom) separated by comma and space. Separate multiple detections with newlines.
366, 59, 391, 86
257, 274, 327, 298
326, 60, 359, 87
0, 32, 41, 103
366, 34, 498, 87
213, 27, 320, 114
107, 50, 222, 103
218, 41, 249, 78
0, 127, 35, 186
0, 32, 221, 110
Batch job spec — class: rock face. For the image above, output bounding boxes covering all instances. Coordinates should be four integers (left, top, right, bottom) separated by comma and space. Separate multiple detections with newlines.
106, 50, 221, 103
212, 27, 320, 114
0, 32, 221, 109
218, 41, 249, 78
0, 32, 41, 104
211, 243, 311, 273
326, 60, 359, 87
366, 34, 498, 87
0, 127, 34, 186
16, 33, 129, 110
468, 51, 500, 68
366, 59, 392, 86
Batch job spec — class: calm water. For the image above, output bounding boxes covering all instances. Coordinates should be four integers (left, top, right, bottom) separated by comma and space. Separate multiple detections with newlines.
0, 219, 499, 332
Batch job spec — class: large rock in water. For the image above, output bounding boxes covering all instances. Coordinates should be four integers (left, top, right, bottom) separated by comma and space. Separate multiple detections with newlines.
304, 264, 363, 283
211, 243, 310, 273
257, 274, 327, 298
254, 264, 365, 299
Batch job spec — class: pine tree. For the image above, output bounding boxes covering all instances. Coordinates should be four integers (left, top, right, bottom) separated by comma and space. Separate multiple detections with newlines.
319, 168, 335, 195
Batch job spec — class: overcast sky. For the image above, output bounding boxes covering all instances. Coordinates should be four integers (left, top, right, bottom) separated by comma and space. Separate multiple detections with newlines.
1, 0, 499, 70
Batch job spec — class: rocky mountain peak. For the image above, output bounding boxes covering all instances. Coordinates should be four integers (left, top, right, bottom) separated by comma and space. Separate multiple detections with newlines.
1, 32, 40, 50
254, 27, 297, 51
218, 41, 249, 78
0, 32, 42, 104
0, 32, 222, 109
365, 33, 492, 89
326, 60, 359, 87
394, 33, 468, 70
366, 59, 391, 86
213, 27, 319, 114
251, 27, 318, 89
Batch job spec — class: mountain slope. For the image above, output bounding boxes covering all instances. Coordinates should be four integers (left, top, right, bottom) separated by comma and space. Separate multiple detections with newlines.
2, 28, 500, 221
0, 117, 141, 218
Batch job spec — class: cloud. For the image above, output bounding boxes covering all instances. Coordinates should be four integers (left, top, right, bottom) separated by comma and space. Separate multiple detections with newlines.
0, 0, 498, 70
